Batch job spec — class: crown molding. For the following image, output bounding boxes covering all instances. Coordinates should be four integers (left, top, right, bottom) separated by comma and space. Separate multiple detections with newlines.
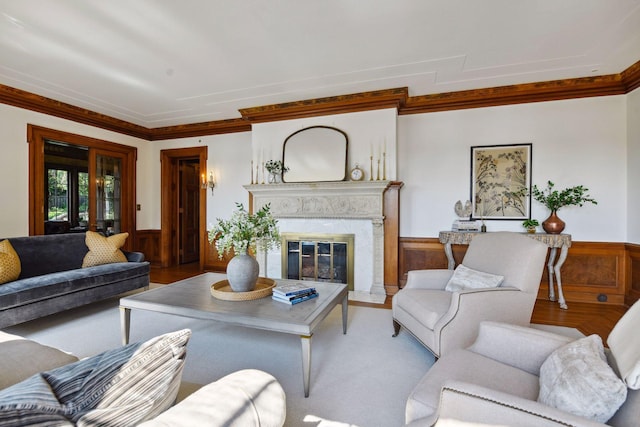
400, 74, 626, 115
0, 83, 152, 140
0, 60, 638, 141
150, 118, 251, 140
238, 87, 408, 123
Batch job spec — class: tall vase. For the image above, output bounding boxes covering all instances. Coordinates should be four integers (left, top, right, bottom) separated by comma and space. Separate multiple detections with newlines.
226, 250, 259, 292
542, 210, 565, 234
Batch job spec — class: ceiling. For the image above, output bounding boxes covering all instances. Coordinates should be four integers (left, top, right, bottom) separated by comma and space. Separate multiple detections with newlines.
1, 0, 639, 129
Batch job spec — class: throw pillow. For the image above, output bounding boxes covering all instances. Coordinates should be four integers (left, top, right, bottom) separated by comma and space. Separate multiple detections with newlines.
44, 329, 191, 425
82, 231, 128, 267
0, 239, 21, 284
538, 334, 627, 423
444, 264, 504, 292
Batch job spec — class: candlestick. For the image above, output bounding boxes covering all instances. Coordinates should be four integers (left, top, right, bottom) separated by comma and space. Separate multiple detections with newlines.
251, 160, 254, 184
369, 156, 374, 181
261, 162, 265, 184
383, 152, 386, 180
256, 164, 259, 185
376, 159, 380, 180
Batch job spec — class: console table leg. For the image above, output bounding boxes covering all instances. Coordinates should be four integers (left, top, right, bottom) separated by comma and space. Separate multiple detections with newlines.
547, 248, 557, 302
301, 334, 312, 398
554, 246, 569, 310
444, 243, 455, 270
341, 294, 348, 335
120, 306, 131, 345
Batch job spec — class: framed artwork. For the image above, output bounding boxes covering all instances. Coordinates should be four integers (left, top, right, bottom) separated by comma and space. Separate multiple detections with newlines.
470, 143, 532, 220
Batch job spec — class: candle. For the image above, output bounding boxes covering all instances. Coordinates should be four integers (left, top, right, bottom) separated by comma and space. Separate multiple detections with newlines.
370, 143, 373, 157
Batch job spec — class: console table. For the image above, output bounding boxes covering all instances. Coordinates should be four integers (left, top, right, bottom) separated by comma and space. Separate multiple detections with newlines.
438, 231, 572, 309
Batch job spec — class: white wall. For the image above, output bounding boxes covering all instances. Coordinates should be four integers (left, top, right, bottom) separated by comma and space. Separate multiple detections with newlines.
0, 104, 148, 238
398, 96, 627, 242
0, 94, 632, 243
627, 87, 640, 243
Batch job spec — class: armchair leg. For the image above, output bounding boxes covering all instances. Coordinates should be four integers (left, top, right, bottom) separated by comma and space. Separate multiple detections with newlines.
392, 319, 401, 337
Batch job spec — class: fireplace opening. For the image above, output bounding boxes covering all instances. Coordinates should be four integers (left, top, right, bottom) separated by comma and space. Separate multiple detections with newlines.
281, 233, 355, 291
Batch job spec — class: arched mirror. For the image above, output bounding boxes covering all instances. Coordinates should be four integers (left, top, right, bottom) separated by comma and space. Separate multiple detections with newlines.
282, 126, 348, 182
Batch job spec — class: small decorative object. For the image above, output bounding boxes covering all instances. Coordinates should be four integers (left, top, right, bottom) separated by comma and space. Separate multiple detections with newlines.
208, 203, 281, 292
265, 160, 288, 184
531, 181, 597, 234
522, 219, 539, 234
350, 164, 364, 181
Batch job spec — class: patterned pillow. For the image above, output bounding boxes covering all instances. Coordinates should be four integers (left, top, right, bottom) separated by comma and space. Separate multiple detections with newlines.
538, 334, 627, 423
444, 264, 504, 292
0, 374, 73, 426
0, 239, 21, 284
45, 329, 191, 425
82, 231, 128, 267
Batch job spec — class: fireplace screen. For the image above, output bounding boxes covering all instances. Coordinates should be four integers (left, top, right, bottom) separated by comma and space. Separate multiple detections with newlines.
281, 233, 354, 290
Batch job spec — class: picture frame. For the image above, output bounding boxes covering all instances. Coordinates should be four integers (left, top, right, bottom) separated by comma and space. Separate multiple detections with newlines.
470, 143, 532, 220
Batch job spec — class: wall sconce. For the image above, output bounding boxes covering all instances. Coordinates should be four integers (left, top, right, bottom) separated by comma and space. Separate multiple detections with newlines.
207, 170, 216, 195
201, 173, 207, 190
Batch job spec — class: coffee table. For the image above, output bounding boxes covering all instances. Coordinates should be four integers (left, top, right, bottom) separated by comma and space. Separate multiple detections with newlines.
119, 272, 348, 397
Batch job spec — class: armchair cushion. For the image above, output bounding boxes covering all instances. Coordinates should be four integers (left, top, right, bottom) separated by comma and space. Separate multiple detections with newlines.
444, 264, 504, 292
607, 299, 640, 390
394, 289, 452, 330
538, 334, 627, 423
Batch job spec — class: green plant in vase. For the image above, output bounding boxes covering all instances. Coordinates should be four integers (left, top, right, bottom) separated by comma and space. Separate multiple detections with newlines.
530, 181, 597, 234
522, 219, 539, 234
208, 203, 280, 291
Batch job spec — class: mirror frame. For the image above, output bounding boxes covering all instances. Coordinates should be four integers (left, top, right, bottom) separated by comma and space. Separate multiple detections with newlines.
282, 125, 348, 183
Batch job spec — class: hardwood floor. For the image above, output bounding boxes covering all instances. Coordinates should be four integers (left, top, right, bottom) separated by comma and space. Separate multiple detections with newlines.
150, 264, 628, 341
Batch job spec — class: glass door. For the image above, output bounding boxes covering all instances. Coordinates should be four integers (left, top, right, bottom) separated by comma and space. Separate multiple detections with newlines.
90, 150, 125, 235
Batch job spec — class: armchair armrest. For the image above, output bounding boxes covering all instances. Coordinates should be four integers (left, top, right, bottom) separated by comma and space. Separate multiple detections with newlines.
468, 321, 574, 375
139, 369, 286, 427
432, 380, 607, 427
404, 269, 453, 290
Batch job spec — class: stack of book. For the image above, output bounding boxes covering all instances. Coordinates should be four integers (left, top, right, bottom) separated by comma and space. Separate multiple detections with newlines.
272, 283, 318, 305
452, 219, 481, 231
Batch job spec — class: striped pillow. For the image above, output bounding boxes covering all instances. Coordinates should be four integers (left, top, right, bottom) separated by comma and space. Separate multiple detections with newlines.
0, 375, 73, 426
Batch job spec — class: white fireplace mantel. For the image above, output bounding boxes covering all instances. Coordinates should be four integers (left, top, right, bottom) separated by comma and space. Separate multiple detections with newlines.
244, 181, 391, 220
244, 181, 391, 297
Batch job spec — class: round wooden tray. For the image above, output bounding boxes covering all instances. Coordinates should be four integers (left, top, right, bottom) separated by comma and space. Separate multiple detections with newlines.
210, 277, 276, 301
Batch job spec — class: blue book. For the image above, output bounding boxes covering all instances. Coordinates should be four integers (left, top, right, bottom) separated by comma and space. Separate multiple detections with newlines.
272, 291, 319, 305
273, 283, 316, 297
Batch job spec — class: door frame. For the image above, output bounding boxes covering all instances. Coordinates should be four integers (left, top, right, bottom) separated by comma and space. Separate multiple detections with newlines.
27, 124, 137, 248
160, 147, 207, 269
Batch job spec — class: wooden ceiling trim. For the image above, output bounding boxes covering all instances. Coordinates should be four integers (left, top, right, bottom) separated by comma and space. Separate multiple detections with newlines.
238, 87, 408, 123
622, 59, 640, 92
400, 74, 626, 115
150, 118, 251, 140
0, 83, 151, 140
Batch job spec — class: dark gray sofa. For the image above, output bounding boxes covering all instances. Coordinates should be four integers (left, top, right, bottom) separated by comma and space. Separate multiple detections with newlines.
0, 233, 149, 328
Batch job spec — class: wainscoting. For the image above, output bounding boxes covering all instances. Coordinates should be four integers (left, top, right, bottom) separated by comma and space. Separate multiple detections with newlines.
134, 230, 161, 264
399, 237, 640, 307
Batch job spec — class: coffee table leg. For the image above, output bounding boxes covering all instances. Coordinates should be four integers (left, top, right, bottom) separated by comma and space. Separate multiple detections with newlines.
120, 307, 131, 345
301, 334, 312, 397
342, 294, 348, 334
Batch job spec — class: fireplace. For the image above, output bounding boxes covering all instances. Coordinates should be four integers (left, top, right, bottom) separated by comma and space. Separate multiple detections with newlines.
245, 180, 390, 302
281, 233, 354, 290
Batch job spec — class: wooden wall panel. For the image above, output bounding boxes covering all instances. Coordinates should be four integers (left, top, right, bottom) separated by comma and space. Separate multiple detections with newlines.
383, 182, 403, 295
399, 237, 637, 306
134, 230, 161, 264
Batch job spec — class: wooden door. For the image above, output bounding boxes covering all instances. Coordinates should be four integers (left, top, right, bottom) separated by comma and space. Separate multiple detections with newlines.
179, 160, 200, 264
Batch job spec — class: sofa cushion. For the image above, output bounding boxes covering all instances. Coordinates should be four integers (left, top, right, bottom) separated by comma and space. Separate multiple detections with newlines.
0, 240, 21, 285
607, 299, 640, 390
0, 262, 149, 310
538, 334, 627, 423
444, 264, 504, 292
82, 231, 128, 267
393, 289, 452, 330
0, 333, 79, 390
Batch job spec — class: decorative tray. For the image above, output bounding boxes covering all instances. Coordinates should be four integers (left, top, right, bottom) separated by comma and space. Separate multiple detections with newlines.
210, 277, 276, 301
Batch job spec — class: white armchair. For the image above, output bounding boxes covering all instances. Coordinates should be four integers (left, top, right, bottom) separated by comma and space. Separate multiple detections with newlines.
392, 232, 548, 358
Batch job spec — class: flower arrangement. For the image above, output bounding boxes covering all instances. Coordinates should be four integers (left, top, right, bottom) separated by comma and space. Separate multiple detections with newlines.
208, 203, 280, 257
265, 160, 289, 174
531, 181, 597, 212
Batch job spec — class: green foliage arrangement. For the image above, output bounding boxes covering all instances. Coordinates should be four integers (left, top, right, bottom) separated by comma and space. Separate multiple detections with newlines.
531, 181, 597, 212
265, 160, 289, 174
522, 219, 539, 228
208, 203, 280, 258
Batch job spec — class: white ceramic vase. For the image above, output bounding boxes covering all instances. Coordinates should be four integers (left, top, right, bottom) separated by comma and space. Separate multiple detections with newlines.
226, 250, 259, 292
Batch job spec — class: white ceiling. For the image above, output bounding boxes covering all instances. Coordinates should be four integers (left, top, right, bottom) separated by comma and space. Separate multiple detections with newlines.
1, 0, 639, 128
